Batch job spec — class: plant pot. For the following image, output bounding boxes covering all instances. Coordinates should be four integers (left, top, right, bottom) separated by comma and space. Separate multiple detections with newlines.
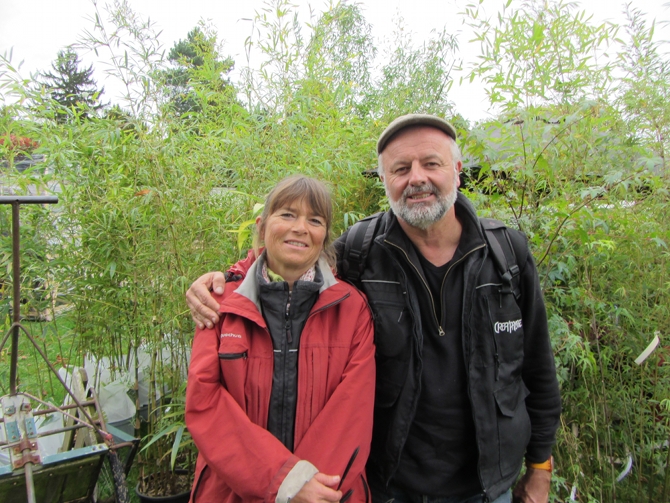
135, 469, 192, 503
135, 489, 191, 503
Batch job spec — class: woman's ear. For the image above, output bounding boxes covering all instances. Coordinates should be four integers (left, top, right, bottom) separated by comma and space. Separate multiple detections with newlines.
256, 216, 264, 241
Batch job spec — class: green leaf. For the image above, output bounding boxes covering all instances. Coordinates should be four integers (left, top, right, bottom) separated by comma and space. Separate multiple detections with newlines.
535, 155, 549, 172
141, 423, 182, 452
651, 237, 668, 249
252, 203, 264, 216
170, 425, 185, 470
531, 22, 545, 45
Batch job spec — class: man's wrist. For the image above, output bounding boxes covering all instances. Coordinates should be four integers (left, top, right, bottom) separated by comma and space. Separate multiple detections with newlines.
527, 456, 553, 472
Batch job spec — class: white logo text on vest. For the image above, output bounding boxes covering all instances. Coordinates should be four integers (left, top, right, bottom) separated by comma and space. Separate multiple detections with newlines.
494, 319, 523, 334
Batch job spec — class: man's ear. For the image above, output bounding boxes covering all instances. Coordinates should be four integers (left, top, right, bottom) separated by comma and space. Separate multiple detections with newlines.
380, 175, 391, 198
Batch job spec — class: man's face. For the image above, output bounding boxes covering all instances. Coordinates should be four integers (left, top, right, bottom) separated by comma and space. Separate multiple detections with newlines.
380, 126, 462, 230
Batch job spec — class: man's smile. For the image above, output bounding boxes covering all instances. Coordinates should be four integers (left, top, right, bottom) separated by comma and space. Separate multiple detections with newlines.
406, 192, 434, 201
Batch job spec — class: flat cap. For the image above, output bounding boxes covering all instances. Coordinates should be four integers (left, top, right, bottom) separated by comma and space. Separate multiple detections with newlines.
377, 114, 457, 154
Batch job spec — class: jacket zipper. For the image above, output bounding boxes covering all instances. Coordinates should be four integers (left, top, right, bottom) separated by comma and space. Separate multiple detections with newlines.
218, 351, 248, 360
438, 244, 486, 332
384, 240, 485, 336
279, 290, 292, 446
285, 291, 292, 343
307, 292, 350, 318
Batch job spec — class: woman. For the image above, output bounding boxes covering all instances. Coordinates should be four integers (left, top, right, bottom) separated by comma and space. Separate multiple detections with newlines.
186, 176, 375, 503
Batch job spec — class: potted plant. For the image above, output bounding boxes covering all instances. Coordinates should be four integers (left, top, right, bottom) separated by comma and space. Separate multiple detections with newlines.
136, 387, 196, 503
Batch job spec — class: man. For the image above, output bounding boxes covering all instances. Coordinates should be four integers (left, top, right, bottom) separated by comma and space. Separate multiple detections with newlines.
186, 114, 561, 503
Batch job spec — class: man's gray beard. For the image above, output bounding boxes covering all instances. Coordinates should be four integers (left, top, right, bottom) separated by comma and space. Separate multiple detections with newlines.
387, 175, 458, 231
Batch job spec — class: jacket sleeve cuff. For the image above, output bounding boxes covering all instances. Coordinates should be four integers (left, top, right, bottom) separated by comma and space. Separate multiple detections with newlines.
275, 460, 319, 503
525, 444, 554, 464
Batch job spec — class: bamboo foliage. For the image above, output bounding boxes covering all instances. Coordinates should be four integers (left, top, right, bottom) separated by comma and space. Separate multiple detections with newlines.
0, 0, 668, 500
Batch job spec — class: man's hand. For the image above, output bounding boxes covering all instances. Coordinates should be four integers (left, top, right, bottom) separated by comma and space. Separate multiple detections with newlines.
512, 467, 551, 503
186, 271, 226, 329
292, 473, 342, 503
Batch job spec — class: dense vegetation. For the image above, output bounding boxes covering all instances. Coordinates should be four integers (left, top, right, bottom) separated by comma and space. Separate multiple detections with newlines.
0, 0, 668, 501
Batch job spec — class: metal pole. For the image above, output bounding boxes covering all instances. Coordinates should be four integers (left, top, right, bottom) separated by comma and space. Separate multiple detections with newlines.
10, 202, 20, 395
0, 195, 58, 395
24, 463, 37, 503
0, 196, 59, 204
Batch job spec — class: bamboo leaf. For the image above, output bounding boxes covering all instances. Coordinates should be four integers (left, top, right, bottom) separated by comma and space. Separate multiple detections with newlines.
170, 425, 185, 470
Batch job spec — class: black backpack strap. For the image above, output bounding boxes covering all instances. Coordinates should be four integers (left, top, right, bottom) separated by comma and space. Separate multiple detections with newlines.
343, 212, 383, 283
480, 218, 525, 300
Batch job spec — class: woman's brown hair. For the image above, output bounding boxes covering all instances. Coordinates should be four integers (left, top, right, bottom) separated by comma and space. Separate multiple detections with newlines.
254, 175, 336, 269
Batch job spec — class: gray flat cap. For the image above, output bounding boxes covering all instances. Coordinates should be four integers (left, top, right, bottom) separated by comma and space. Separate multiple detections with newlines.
377, 114, 457, 154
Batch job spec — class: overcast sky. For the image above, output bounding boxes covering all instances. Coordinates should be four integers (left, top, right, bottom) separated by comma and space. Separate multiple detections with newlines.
1, 0, 668, 122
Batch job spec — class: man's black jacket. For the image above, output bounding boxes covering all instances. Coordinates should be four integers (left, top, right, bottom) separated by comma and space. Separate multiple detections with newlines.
334, 193, 561, 502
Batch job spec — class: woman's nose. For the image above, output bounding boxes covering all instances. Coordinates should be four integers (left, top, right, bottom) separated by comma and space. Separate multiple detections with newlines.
292, 217, 308, 233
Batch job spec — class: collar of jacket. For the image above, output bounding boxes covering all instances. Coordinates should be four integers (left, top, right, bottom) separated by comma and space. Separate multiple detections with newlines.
219, 252, 343, 321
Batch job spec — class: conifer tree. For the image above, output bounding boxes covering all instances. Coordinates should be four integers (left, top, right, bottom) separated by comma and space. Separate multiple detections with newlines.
38, 48, 105, 123
160, 26, 234, 116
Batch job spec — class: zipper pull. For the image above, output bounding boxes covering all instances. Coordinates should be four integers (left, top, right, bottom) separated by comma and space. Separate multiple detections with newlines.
285, 291, 292, 343
286, 320, 292, 344
438, 326, 445, 337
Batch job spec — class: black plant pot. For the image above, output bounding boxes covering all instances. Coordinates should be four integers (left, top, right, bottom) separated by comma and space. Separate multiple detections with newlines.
135, 489, 191, 503
135, 470, 192, 503
135, 484, 191, 503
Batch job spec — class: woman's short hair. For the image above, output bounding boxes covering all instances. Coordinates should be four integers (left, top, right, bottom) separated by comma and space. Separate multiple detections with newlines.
254, 175, 336, 268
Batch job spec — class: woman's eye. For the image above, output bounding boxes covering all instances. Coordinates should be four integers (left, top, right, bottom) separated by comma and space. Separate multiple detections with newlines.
309, 218, 324, 226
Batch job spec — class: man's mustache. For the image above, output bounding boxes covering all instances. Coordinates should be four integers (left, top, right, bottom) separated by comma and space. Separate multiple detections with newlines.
403, 183, 439, 199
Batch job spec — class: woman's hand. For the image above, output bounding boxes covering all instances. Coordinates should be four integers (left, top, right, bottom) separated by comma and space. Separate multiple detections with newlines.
292, 473, 342, 503
186, 271, 227, 329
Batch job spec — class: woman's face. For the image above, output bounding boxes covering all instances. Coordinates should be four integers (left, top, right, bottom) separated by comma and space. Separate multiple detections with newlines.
258, 199, 327, 282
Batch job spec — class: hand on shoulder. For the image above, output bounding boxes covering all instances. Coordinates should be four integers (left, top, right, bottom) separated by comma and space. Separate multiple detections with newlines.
186, 271, 226, 328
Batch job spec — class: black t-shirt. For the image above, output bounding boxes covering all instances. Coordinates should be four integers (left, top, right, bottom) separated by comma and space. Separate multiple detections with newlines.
394, 208, 483, 497
419, 258, 449, 323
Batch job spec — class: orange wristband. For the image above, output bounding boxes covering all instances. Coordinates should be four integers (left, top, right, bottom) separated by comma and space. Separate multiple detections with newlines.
527, 456, 553, 472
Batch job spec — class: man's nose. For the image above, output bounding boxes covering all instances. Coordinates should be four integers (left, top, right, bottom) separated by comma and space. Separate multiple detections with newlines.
408, 161, 427, 185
